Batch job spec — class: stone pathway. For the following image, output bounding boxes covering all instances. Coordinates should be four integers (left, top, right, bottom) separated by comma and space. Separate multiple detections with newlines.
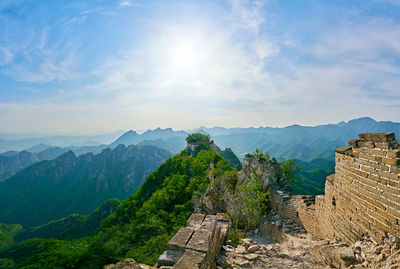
219, 230, 328, 269
219, 226, 328, 269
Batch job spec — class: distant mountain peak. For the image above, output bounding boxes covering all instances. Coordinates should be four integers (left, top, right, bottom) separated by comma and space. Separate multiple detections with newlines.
124, 130, 139, 135
57, 151, 76, 161
348, 117, 377, 124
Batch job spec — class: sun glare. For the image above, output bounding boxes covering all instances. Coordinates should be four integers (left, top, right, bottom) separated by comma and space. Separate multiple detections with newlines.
170, 42, 199, 71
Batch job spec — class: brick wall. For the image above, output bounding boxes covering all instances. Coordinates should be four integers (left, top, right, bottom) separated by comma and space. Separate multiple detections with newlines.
270, 133, 400, 245
270, 187, 320, 238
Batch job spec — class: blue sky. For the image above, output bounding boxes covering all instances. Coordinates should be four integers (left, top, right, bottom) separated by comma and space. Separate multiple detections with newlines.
1, 0, 400, 133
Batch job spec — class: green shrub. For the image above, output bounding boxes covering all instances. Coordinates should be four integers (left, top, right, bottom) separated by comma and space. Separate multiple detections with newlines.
226, 175, 270, 232
253, 148, 270, 161
227, 229, 244, 246
281, 159, 303, 184
186, 133, 211, 144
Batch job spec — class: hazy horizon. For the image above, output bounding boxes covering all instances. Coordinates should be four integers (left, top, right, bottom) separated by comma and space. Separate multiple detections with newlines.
0, 116, 397, 137
1, 1, 400, 133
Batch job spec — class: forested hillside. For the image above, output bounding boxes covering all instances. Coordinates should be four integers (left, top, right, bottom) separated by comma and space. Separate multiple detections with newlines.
0, 145, 171, 228
0, 144, 236, 268
14, 199, 120, 242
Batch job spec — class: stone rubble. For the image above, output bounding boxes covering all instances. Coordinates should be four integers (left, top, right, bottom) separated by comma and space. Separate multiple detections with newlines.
218, 216, 328, 269
105, 258, 153, 269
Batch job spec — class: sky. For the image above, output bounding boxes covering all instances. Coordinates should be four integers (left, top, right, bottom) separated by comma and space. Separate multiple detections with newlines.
1, 0, 400, 133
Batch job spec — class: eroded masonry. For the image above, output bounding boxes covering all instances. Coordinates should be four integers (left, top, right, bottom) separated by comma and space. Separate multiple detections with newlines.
271, 132, 400, 245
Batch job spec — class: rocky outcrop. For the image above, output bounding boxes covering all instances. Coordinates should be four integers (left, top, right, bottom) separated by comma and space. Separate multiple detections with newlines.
237, 153, 290, 193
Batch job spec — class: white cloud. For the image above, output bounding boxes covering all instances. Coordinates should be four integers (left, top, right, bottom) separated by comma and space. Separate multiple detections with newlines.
118, 1, 137, 8
0, 47, 13, 65
252, 37, 279, 59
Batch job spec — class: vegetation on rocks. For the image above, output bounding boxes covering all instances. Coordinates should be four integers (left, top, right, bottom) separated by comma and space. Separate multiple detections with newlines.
186, 133, 211, 144
226, 175, 270, 232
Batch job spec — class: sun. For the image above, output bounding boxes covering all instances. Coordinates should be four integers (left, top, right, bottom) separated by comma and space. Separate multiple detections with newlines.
170, 41, 200, 71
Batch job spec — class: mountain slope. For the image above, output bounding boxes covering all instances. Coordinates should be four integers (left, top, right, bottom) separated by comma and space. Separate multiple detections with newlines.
14, 199, 120, 242
0, 145, 172, 228
292, 158, 335, 196
212, 117, 400, 160
0, 224, 22, 250
0, 147, 69, 181
0, 144, 236, 268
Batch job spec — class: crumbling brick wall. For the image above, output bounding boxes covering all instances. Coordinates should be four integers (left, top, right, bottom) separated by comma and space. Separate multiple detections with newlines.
270, 133, 400, 245
270, 187, 320, 238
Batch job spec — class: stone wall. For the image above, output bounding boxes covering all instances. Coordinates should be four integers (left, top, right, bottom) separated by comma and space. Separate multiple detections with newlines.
269, 187, 320, 239
315, 133, 400, 244
270, 132, 400, 246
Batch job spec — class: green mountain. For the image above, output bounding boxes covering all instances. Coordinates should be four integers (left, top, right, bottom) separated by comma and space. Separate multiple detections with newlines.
0, 224, 22, 250
3, 117, 397, 182
0, 144, 171, 228
14, 199, 120, 242
0, 144, 236, 268
211, 117, 400, 160
109, 117, 400, 162
0, 147, 69, 181
291, 159, 335, 196
217, 147, 242, 170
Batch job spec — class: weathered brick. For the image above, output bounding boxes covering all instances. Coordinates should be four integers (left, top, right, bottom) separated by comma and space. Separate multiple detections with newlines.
375, 142, 392, 150
348, 139, 361, 148
336, 146, 352, 154
384, 192, 400, 205
359, 153, 376, 161
361, 165, 378, 175
368, 161, 390, 172
376, 207, 397, 223
353, 168, 369, 179
391, 166, 400, 174
357, 148, 387, 157
366, 197, 386, 211
387, 150, 400, 159
387, 180, 400, 189
382, 157, 400, 166
358, 176, 377, 188
358, 133, 396, 142
377, 170, 399, 181
369, 174, 387, 185
387, 207, 400, 218
369, 210, 389, 225
355, 158, 370, 166
378, 184, 398, 195
357, 140, 375, 148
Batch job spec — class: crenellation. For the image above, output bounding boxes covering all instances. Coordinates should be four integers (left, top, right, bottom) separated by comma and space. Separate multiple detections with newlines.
358, 132, 396, 142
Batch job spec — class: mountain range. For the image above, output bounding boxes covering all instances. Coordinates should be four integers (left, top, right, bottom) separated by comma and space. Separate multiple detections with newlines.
0, 144, 171, 228
1, 117, 398, 181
